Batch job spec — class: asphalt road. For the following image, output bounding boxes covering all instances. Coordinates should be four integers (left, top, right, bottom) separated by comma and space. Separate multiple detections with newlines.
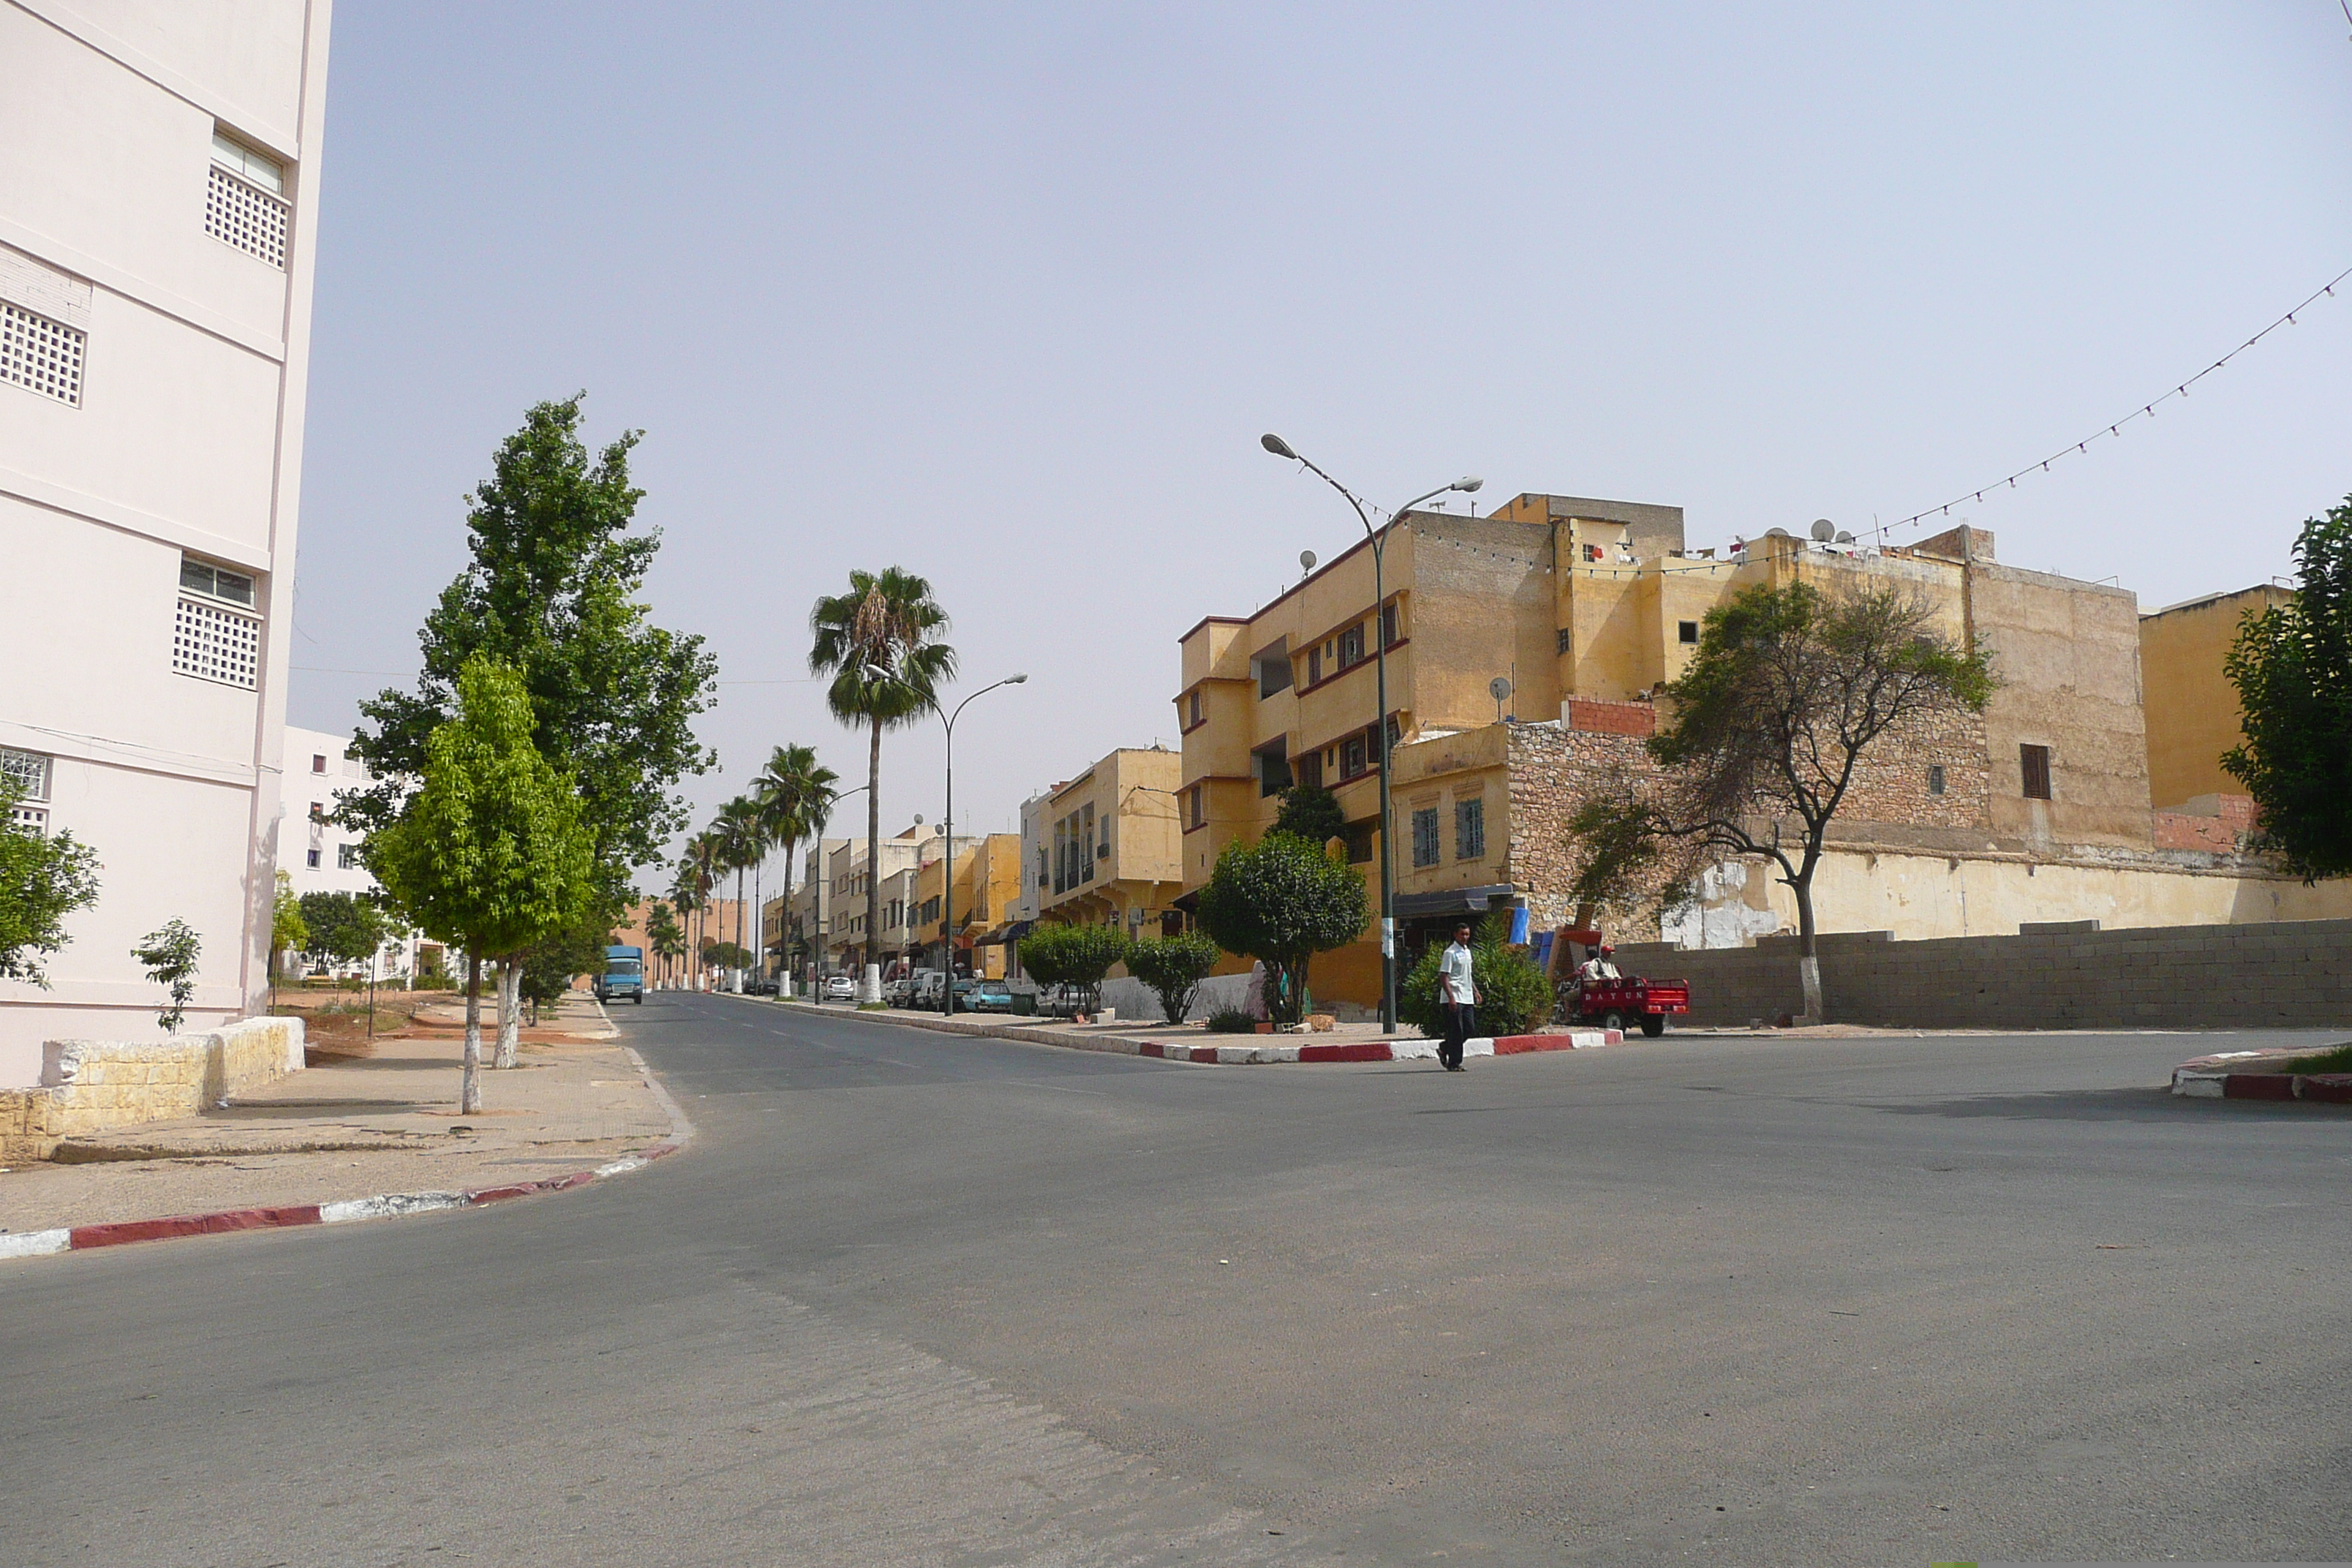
3, 994, 2348, 1567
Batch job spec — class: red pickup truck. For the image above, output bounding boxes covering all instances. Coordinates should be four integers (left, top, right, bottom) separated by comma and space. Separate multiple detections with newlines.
1569, 976, 1691, 1037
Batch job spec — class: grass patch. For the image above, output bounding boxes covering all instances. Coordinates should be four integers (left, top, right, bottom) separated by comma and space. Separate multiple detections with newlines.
2280, 1041, 2352, 1074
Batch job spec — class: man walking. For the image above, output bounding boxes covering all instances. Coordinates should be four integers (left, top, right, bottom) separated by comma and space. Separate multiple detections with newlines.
1437, 921, 1478, 1072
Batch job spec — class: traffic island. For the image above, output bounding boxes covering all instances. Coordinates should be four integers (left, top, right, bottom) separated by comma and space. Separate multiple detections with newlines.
2171, 1043, 2352, 1104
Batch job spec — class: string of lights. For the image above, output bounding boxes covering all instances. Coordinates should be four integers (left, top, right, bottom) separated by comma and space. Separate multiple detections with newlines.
1876, 262, 2352, 542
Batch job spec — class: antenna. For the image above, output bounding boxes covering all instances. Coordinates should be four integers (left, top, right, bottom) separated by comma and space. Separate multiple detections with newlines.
1809, 519, 1836, 542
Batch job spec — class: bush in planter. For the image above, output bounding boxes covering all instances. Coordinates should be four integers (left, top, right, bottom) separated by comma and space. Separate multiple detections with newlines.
1125, 931, 1222, 1022
1194, 832, 1366, 1028
1398, 915, 1552, 1038
1017, 921, 1131, 1014
1205, 1008, 1257, 1034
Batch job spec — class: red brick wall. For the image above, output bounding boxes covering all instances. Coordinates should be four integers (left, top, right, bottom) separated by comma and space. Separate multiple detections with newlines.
2152, 793, 2256, 852
1564, 698, 1656, 737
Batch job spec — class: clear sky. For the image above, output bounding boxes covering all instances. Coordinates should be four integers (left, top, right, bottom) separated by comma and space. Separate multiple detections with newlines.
289, 2, 2352, 890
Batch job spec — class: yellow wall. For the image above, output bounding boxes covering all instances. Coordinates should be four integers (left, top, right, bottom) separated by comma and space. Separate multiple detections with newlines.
2140, 585, 2287, 809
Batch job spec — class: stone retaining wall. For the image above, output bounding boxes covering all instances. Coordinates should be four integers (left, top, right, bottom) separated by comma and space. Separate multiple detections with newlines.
1616, 919, 2352, 1030
0, 1016, 304, 1161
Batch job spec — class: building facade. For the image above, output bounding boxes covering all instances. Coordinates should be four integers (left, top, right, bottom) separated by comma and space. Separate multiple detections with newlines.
822, 823, 942, 977
1176, 497, 2352, 1010
1035, 747, 1185, 939
0, 3, 334, 1079
2138, 583, 2288, 812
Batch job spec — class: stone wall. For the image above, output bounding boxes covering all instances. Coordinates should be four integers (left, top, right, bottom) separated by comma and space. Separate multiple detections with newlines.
0, 1015, 304, 1161
1616, 919, 2352, 1030
1502, 718, 1654, 932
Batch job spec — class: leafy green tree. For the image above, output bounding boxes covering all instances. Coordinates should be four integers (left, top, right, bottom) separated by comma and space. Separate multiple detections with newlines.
365, 656, 595, 1114
132, 919, 201, 1035
269, 869, 306, 981
1195, 832, 1368, 1028
519, 915, 610, 1019
810, 568, 956, 998
0, 785, 100, 989
343, 395, 717, 923
1269, 784, 1346, 848
701, 940, 753, 972
1566, 579, 1994, 1023
1398, 914, 1553, 1037
2225, 497, 2352, 881
299, 892, 377, 968
1017, 922, 1131, 1014
1126, 930, 1222, 1022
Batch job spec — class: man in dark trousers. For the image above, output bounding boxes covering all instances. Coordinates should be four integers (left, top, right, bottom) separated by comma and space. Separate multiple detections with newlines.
1437, 921, 1478, 1072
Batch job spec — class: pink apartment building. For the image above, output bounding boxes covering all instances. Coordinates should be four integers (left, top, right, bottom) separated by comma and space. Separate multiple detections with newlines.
0, 3, 334, 1080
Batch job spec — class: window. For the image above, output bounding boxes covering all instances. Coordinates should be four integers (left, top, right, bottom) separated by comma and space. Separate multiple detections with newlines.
312, 754, 328, 774
1927, 764, 1947, 796
1339, 731, 1369, 780
1079, 804, 1096, 882
1411, 807, 1440, 867
1343, 821, 1375, 864
1381, 603, 1401, 647
306, 848, 320, 868
1294, 750, 1323, 789
1256, 639, 1291, 698
1187, 690, 1202, 727
1556, 627, 1572, 655
1455, 797, 1485, 861
337, 843, 359, 870
1337, 624, 1365, 670
3, 747, 49, 834
181, 557, 257, 607
208, 131, 290, 268
1, 301, 85, 408
1186, 785, 1204, 829
1387, 714, 1402, 750
309, 801, 325, 822
173, 594, 261, 689
1678, 620, 1700, 645
1307, 647, 1323, 685
2021, 745, 2052, 801
1255, 740, 1292, 798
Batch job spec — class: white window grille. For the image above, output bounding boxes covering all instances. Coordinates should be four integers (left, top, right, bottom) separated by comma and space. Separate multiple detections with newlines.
9, 803, 45, 834
1, 300, 84, 407
207, 132, 290, 268
174, 596, 262, 689
1, 748, 50, 802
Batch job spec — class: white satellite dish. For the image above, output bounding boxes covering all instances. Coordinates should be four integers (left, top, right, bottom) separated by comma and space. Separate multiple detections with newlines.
1810, 519, 1836, 542
1300, 549, 1317, 573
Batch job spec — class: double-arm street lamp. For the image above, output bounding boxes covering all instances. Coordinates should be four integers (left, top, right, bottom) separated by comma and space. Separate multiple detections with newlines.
1259, 434, 1481, 1032
941, 674, 1028, 1014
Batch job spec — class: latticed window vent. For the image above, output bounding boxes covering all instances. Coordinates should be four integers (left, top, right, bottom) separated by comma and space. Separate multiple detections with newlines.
1, 301, 84, 406
206, 164, 289, 268
8, 804, 45, 834
173, 596, 263, 689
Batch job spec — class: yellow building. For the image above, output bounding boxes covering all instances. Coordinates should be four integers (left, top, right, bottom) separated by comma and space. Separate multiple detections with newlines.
1036, 747, 1186, 939
909, 832, 1021, 978
2138, 584, 2288, 810
1176, 497, 2343, 1012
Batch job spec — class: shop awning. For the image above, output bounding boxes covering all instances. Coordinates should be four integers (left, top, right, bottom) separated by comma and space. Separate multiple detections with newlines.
1393, 884, 1518, 920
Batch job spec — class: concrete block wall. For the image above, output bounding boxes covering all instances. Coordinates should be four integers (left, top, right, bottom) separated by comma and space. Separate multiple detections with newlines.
0, 1016, 303, 1160
1616, 919, 2352, 1030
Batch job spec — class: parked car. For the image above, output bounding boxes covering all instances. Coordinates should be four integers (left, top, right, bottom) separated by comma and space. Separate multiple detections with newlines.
821, 974, 856, 1002
883, 976, 913, 1008
964, 978, 1015, 1014
909, 970, 948, 1010
745, 976, 779, 997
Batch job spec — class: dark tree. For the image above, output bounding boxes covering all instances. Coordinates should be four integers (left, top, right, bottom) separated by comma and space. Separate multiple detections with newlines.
1195, 832, 1367, 1028
2225, 497, 2352, 881
1269, 784, 1346, 848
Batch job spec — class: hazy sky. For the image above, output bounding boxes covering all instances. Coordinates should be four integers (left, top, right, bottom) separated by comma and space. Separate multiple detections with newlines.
290, 3, 2352, 890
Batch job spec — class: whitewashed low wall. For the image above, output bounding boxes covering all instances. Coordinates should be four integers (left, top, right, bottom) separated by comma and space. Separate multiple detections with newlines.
1098, 971, 1255, 1025
0, 1015, 305, 1158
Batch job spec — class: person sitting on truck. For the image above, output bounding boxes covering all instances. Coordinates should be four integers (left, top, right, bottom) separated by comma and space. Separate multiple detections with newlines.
1578, 943, 1621, 984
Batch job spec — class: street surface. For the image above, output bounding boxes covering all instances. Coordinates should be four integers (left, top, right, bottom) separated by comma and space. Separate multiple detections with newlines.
3, 992, 2347, 1565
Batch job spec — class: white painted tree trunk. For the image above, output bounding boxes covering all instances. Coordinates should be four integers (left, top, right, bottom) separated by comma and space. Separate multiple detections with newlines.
494, 958, 521, 1068
461, 952, 483, 1115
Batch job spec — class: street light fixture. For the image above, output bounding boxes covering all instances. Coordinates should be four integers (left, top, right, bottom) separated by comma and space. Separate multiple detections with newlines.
941, 674, 1028, 1014
1261, 434, 1481, 1032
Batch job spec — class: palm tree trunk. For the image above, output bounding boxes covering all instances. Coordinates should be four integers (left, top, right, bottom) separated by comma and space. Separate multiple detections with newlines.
865, 717, 883, 1003
734, 864, 746, 991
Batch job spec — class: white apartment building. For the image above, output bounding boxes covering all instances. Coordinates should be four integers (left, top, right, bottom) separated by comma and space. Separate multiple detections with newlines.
0, 4, 334, 1081
281, 725, 372, 899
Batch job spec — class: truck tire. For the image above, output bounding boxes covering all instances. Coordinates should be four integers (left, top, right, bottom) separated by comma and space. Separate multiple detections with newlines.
633, 995, 644, 1005
1600, 1009, 1628, 1033
1640, 1014, 1665, 1037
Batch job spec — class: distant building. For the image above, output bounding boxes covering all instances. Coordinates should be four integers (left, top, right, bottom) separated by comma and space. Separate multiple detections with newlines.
2138, 584, 2290, 810
281, 728, 376, 900
1034, 747, 1185, 940
0, 5, 334, 1077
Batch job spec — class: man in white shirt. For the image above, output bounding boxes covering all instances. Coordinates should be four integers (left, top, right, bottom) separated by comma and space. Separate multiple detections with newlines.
1578, 943, 1621, 984
1437, 922, 1478, 1072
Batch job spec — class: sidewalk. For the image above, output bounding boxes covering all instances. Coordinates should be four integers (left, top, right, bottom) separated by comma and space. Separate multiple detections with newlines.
0, 992, 687, 1256
753, 995, 1622, 1061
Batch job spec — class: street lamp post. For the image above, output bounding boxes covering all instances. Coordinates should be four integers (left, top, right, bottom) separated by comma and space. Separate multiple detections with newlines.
941, 674, 1028, 1014
1260, 434, 1480, 1033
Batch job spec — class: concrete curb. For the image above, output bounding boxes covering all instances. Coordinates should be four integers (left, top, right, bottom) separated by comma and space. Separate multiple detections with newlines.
763, 998, 1623, 1062
0, 1036, 695, 1264
2170, 1049, 2352, 1104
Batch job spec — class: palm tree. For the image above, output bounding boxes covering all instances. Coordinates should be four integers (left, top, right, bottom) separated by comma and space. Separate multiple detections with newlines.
676, 833, 720, 988
810, 569, 956, 1000
712, 796, 765, 987
753, 743, 840, 992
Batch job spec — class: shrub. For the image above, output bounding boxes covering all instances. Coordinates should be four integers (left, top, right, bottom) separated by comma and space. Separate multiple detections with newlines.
1017, 922, 1131, 1013
1269, 784, 1346, 847
1126, 931, 1222, 1022
1205, 1008, 1257, 1034
1195, 832, 1367, 1028
1398, 915, 1553, 1038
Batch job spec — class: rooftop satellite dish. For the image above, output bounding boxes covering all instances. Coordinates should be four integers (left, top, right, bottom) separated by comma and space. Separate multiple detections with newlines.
1766, 527, 1793, 539
1834, 530, 1855, 544
912, 814, 924, 826
1300, 549, 1317, 573
1489, 676, 1512, 701
1810, 519, 1836, 542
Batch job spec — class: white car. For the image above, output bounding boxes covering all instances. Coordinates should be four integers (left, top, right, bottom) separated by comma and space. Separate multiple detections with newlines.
822, 975, 857, 1001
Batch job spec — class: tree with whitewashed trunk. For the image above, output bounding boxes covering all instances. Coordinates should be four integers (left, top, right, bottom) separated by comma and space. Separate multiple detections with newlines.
364, 656, 595, 1114
1567, 578, 1995, 1025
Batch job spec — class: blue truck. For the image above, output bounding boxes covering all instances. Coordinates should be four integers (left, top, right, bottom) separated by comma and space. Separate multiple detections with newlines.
595, 943, 645, 1005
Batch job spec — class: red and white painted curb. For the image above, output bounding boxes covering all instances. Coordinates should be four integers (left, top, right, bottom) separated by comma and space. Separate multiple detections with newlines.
2171, 1049, 2352, 1104
1119, 1029, 1623, 1065
0, 1045, 695, 1263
